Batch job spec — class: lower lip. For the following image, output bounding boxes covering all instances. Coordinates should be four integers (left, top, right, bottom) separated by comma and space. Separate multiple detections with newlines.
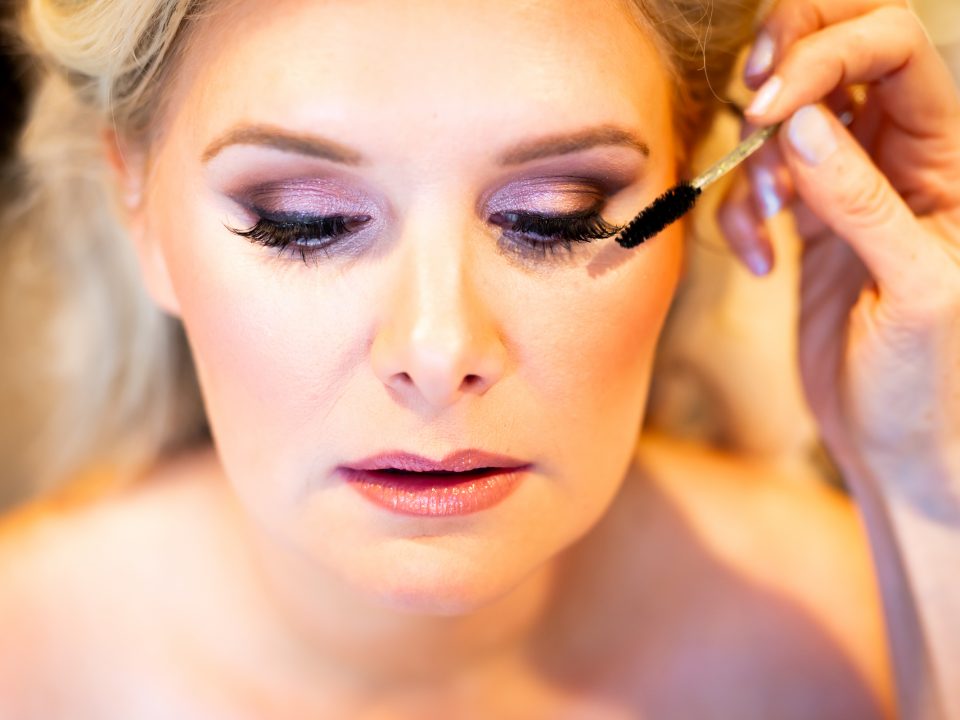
340, 467, 527, 517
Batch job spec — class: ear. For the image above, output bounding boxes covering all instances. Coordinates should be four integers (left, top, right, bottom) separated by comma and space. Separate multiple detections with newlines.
101, 127, 182, 317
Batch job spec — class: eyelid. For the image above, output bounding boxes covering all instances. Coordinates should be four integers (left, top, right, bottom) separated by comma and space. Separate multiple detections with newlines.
480, 150, 647, 205
482, 178, 613, 221
221, 175, 378, 219
220, 171, 631, 243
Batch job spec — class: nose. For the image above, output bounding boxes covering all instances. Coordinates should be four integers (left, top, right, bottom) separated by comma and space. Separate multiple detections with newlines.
370, 208, 507, 411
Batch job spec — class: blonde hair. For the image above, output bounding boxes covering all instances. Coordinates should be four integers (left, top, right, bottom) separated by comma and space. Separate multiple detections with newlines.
1, 0, 764, 501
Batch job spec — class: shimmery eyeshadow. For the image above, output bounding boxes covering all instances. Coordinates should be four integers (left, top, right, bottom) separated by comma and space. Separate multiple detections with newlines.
230, 179, 372, 217
486, 177, 607, 216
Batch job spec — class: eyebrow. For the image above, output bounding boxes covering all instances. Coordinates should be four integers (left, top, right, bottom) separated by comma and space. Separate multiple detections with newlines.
201, 123, 650, 165
496, 125, 650, 165
201, 125, 365, 165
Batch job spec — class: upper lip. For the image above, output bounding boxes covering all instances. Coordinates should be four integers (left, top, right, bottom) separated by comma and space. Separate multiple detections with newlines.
343, 449, 530, 473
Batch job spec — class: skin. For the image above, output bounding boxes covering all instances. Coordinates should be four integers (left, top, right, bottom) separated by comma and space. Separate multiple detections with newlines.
13, 0, 960, 714
0, 434, 894, 718
723, 0, 960, 714
130, 0, 683, 693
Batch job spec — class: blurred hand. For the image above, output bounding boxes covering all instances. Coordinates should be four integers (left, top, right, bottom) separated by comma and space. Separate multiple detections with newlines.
718, 0, 960, 513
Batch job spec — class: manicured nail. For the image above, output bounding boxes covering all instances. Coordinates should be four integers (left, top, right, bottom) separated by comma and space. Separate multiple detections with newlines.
744, 247, 771, 276
751, 165, 782, 219
787, 104, 837, 165
745, 75, 782, 117
744, 31, 775, 79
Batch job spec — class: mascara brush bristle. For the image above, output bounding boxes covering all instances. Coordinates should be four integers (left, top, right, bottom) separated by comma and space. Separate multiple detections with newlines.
615, 182, 701, 249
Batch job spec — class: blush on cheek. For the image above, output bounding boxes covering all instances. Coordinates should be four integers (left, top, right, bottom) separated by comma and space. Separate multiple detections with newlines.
561, 226, 683, 396
602, 235, 681, 398
613, 227, 684, 364
158, 216, 364, 502
500, 225, 682, 493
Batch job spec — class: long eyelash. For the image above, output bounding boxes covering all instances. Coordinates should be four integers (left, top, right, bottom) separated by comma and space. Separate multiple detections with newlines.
492, 210, 624, 260
226, 209, 622, 266
225, 215, 369, 264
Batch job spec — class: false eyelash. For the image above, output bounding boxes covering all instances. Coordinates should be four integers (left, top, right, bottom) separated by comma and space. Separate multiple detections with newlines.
226, 214, 371, 263
225, 209, 623, 265
490, 210, 623, 260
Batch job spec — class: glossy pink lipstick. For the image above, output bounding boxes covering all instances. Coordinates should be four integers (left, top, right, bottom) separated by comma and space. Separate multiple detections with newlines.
339, 450, 530, 517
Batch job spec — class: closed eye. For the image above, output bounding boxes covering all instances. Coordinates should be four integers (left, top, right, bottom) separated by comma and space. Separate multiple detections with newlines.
490, 210, 623, 261
224, 208, 623, 265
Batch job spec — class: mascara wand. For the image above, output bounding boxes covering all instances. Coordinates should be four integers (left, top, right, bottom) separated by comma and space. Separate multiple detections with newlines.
616, 107, 857, 249
616, 121, 782, 249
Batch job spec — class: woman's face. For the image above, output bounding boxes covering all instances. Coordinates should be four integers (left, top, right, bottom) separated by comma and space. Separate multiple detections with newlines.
132, 0, 683, 613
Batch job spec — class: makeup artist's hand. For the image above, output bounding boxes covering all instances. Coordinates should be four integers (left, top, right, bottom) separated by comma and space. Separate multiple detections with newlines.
718, 0, 960, 506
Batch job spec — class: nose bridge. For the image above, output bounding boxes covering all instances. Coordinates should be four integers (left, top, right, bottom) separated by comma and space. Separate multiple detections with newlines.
411, 197, 469, 303
404, 210, 475, 354
371, 197, 506, 408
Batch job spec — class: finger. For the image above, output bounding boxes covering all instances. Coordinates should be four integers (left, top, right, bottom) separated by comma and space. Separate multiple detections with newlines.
745, 6, 960, 138
788, 198, 833, 242
796, 234, 870, 424
748, 148, 792, 221
778, 102, 931, 301
738, 116, 795, 220
716, 170, 776, 276
779, 86, 870, 241
743, 0, 904, 87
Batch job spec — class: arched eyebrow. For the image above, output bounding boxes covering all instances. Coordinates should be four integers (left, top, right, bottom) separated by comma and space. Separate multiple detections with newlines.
201, 124, 365, 164
201, 123, 650, 165
496, 125, 650, 165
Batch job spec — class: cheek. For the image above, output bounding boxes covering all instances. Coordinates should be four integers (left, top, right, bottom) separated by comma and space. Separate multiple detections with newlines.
507, 228, 682, 491
445, 225, 684, 554
153, 202, 375, 511
537, 240, 680, 407
148, 163, 682, 538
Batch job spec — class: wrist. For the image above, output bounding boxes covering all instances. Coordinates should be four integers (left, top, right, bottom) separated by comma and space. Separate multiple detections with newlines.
846, 442, 960, 527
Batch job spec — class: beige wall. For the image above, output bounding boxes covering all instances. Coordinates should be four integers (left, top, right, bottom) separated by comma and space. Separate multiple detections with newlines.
913, 0, 960, 84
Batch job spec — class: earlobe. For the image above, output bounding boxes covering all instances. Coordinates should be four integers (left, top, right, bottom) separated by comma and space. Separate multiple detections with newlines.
138, 239, 182, 318
101, 127, 182, 318
101, 127, 142, 209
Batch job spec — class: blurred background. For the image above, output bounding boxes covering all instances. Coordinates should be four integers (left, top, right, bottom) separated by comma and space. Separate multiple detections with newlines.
0, 0, 958, 513
1, 0, 28, 183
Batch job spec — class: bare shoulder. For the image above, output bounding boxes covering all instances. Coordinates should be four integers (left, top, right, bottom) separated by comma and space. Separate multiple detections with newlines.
633, 432, 897, 718
0, 469, 130, 715
0, 446, 222, 600
0, 446, 228, 717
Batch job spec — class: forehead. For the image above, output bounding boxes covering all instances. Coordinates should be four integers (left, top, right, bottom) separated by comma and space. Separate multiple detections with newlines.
167, 0, 673, 160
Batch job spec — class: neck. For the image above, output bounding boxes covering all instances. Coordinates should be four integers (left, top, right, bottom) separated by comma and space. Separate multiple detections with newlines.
240, 520, 562, 691
193, 442, 667, 703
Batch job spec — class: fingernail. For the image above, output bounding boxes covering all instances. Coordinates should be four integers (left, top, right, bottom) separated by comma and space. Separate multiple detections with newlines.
787, 104, 837, 165
752, 165, 782, 219
744, 31, 775, 79
744, 247, 771, 276
745, 75, 782, 117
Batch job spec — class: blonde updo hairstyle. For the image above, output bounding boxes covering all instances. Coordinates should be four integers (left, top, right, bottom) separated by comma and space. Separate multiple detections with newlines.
0, 0, 765, 502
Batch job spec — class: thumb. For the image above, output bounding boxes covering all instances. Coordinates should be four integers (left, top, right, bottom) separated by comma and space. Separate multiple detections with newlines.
778, 103, 925, 302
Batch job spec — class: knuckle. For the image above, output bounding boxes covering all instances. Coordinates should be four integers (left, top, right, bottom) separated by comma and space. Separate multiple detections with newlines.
881, 0, 911, 12
887, 260, 960, 327
795, 0, 825, 31
838, 172, 896, 227
898, 289, 960, 329
786, 31, 847, 85
863, 0, 909, 12
716, 203, 753, 251
921, 277, 960, 321
876, 5, 924, 40
772, 1, 824, 46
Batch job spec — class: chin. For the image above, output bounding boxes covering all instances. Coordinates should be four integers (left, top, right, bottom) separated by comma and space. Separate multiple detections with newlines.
356, 547, 535, 617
